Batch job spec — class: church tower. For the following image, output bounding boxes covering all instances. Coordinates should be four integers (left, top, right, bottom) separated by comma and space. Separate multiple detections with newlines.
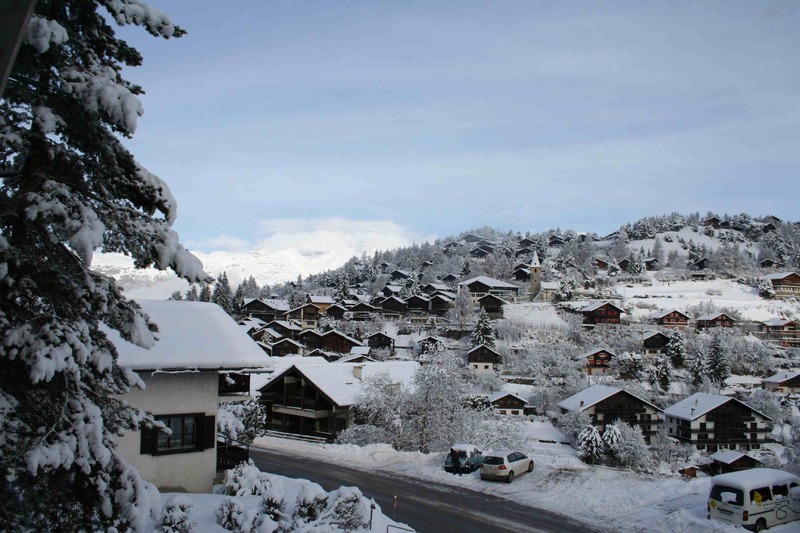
529, 251, 541, 301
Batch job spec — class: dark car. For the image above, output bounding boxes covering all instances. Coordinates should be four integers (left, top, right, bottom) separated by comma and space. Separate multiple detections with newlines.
445, 444, 484, 473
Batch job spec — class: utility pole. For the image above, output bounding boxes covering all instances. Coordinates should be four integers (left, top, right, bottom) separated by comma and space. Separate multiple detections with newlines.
0, 0, 37, 97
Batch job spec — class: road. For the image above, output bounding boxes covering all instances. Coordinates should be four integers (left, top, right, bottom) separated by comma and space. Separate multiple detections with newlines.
250, 447, 604, 533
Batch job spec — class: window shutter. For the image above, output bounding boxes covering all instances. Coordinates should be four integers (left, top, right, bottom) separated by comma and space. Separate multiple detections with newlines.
201, 415, 216, 450
140, 425, 156, 455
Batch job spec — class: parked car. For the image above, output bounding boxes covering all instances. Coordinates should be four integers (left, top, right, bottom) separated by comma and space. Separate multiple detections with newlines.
444, 444, 483, 473
480, 451, 533, 483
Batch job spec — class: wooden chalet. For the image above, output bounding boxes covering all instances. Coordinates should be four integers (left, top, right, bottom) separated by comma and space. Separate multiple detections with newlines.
467, 345, 502, 374
696, 313, 735, 330
518, 237, 536, 248
441, 273, 458, 283
324, 304, 348, 320
459, 276, 520, 300
513, 267, 531, 281
617, 258, 631, 272
664, 392, 772, 451
759, 259, 785, 269
389, 269, 412, 282
703, 216, 721, 228
265, 320, 303, 339
648, 309, 690, 329
429, 294, 453, 316
762, 222, 777, 233
757, 318, 800, 347
239, 298, 290, 322
285, 303, 322, 330
462, 233, 485, 243
576, 348, 615, 376
319, 330, 363, 354
478, 293, 507, 319
422, 283, 450, 295
305, 294, 335, 312
707, 450, 762, 475
763, 272, 800, 300
470, 246, 492, 258
366, 332, 395, 352
693, 257, 709, 270
350, 302, 378, 321
558, 385, 662, 443
421, 260, 433, 270
380, 296, 407, 316
593, 258, 610, 270
644, 258, 659, 271
762, 371, 800, 394
381, 284, 403, 297
489, 392, 527, 416
642, 332, 670, 356
580, 301, 623, 325
271, 338, 304, 357
297, 330, 323, 351
548, 235, 567, 247
405, 294, 431, 315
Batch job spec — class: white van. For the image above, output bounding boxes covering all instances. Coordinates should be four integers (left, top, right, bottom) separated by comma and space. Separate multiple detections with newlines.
708, 468, 800, 531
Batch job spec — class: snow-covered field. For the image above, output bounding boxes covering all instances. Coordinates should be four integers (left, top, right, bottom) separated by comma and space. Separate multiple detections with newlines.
613, 276, 799, 322
252, 422, 800, 533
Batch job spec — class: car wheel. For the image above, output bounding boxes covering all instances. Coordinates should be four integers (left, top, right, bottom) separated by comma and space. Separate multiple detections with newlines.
506, 471, 515, 484
754, 518, 767, 532
527, 461, 533, 472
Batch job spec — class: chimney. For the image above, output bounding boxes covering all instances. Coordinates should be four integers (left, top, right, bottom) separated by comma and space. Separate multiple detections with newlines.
579, 400, 584, 408
353, 365, 363, 380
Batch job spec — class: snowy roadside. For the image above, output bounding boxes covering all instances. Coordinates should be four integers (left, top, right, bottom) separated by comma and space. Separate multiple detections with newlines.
251, 435, 800, 533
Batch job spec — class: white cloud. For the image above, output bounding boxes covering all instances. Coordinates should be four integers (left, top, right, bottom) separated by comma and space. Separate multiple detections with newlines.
253, 217, 433, 256
189, 234, 251, 252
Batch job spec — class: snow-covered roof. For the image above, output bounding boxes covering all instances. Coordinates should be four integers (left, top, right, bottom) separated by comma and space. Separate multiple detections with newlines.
336, 353, 374, 363
530, 251, 540, 267
267, 320, 303, 331
467, 344, 501, 355
323, 329, 364, 347
642, 331, 669, 341
763, 370, 800, 384
763, 271, 800, 281
709, 450, 750, 465
260, 298, 291, 311
577, 347, 615, 359
540, 281, 560, 291
489, 391, 528, 404
349, 346, 371, 356
307, 295, 335, 304
366, 331, 395, 340
581, 301, 623, 313
664, 392, 769, 421
760, 317, 797, 327
696, 313, 732, 322
557, 385, 621, 412
648, 309, 689, 320
712, 469, 799, 489
110, 300, 272, 371
261, 361, 419, 407
425, 283, 450, 291
459, 276, 519, 289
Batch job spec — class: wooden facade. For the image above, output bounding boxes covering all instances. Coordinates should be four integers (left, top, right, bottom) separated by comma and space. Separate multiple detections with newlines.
490, 393, 527, 415
366, 332, 395, 352
766, 272, 800, 299
666, 398, 771, 452
643, 332, 670, 356
650, 309, 690, 329
581, 348, 614, 376
478, 294, 506, 319
696, 313, 735, 330
239, 298, 289, 322
285, 303, 322, 329
581, 302, 623, 325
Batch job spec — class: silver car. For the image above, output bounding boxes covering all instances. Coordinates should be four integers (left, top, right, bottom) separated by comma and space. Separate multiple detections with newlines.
479, 451, 533, 483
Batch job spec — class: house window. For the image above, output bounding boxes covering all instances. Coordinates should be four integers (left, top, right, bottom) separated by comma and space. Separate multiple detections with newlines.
140, 413, 215, 456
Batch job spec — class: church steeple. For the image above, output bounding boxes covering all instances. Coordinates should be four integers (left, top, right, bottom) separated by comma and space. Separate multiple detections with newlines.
529, 251, 542, 300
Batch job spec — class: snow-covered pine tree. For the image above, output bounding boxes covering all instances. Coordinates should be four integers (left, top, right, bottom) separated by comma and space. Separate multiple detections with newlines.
185, 284, 199, 301
613, 422, 652, 470
652, 236, 665, 268
687, 344, 709, 386
601, 423, 621, 464
707, 332, 730, 384
656, 355, 673, 392
450, 285, 475, 329
211, 271, 234, 315
199, 282, 212, 302
0, 3, 204, 530
666, 330, 687, 367
471, 309, 496, 348
577, 425, 605, 465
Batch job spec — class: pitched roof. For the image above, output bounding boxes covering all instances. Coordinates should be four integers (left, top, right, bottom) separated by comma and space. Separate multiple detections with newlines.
663, 392, 769, 421
648, 309, 690, 320
307, 295, 335, 304
467, 344, 501, 356
760, 317, 797, 327
709, 450, 753, 465
764, 271, 800, 281
530, 251, 540, 267
459, 276, 519, 290
489, 391, 528, 404
540, 281, 559, 290
109, 300, 272, 371
558, 384, 660, 413
260, 298, 291, 311
696, 313, 733, 322
577, 347, 616, 359
581, 301, 623, 313
763, 370, 800, 384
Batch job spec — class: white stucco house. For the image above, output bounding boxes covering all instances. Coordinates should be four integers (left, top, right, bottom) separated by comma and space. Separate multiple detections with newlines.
110, 300, 272, 493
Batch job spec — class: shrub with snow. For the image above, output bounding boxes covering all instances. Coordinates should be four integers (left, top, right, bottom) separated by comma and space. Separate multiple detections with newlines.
221, 460, 272, 496
160, 495, 195, 533
215, 497, 263, 533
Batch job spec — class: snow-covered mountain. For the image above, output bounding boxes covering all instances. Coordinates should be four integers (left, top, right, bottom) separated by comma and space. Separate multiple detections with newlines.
93, 246, 361, 300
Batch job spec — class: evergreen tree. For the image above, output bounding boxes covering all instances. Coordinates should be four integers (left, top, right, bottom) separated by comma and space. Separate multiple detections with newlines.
199, 282, 212, 302
707, 332, 730, 384
471, 309, 496, 348
602, 424, 622, 464
577, 425, 605, 465
461, 258, 471, 276
185, 284, 199, 301
614, 422, 652, 470
168, 291, 184, 300
652, 236, 665, 268
0, 3, 203, 530
451, 286, 475, 329
666, 330, 687, 367
687, 345, 709, 386
232, 283, 245, 311
656, 355, 673, 392
211, 272, 234, 315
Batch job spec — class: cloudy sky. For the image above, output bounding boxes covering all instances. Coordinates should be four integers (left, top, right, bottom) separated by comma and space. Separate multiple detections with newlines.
121, 0, 800, 255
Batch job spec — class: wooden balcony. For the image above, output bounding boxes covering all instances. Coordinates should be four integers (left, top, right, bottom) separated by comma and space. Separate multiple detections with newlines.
218, 373, 250, 396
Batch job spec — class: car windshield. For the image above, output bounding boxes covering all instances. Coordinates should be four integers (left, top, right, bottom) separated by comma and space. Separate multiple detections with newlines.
483, 456, 504, 465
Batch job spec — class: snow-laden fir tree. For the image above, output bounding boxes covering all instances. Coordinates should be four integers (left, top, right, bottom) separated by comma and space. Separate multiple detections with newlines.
450, 285, 475, 329
184, 284, 199, 301
211, 271, 234, 315
707, 332, 730, 384
651, 236, 665, 268
613, 422, 652, 470
471, 308, 496, 348
0, 2, 205, 530
199, 282, 212, 302
577, 425, 605, 465
656, 355, 673, 392
687, 344, 709, 386
666, 330, 687, 367
601, 423, 621, 464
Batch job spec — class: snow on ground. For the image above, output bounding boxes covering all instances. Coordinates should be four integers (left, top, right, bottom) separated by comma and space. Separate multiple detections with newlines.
252, 420, 800, 533
503, 301, 569, 328
613, 276, 800, 322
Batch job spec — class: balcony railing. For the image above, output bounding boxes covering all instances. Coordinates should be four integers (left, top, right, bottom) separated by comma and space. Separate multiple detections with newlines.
217, 436, 249, 471
218, 373, 250, 395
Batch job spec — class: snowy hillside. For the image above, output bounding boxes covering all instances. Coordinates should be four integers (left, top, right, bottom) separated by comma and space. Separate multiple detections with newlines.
93, 247, 360, 299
